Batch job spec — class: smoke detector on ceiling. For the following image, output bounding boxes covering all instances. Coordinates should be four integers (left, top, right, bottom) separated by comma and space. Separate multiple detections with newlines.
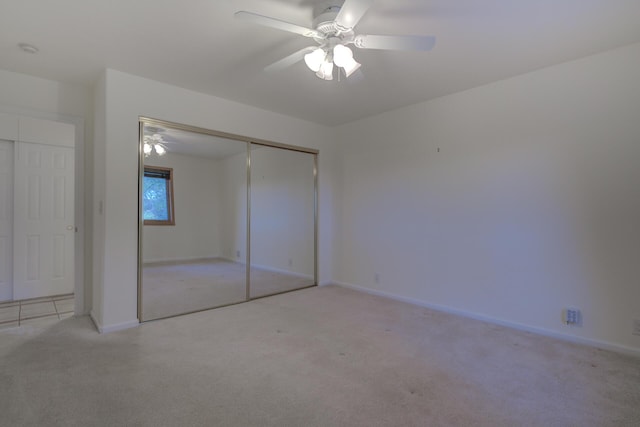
18, 43, 39, 54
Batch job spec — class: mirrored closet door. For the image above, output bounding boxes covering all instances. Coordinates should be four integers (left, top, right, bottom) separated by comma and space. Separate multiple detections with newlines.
249, 144, 316, 298
138, 119, 317, 322
139, 122, 248, 321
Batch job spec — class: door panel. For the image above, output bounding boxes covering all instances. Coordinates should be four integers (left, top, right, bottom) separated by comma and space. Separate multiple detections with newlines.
250, 145, 316, 298
0, 140, 13, 301
140, 124, 248, 321
14, 141, 74, 299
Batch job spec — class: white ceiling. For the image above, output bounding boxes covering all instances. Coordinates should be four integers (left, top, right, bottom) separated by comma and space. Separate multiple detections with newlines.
1, 0, 640, 126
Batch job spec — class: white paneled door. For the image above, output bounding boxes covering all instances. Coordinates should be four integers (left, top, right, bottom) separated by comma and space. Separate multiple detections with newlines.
13, 141, 75, 300
0, 140, 13, 301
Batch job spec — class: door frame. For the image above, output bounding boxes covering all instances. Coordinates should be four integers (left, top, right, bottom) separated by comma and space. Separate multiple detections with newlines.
0, 105, 86, 315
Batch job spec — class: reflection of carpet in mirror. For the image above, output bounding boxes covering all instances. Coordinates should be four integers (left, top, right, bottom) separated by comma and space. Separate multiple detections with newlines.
141, 258, 314, 321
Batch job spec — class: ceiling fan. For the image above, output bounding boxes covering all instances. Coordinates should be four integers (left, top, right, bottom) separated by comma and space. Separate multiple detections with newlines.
235, 0, 436, 81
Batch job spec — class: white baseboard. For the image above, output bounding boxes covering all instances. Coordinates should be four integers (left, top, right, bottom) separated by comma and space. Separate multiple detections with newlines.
90, 310, 139, 334
332, 281, 640, 358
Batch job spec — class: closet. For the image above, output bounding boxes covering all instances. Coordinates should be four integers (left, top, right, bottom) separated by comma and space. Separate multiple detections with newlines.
0, 114, 75, 302
138, 118, 317, 321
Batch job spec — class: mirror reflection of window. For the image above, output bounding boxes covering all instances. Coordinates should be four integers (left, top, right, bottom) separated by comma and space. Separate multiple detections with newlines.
143, 166, 174, 225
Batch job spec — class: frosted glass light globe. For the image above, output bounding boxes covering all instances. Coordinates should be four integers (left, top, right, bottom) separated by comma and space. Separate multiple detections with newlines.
316, 60, 334, 80
333, 44, 353, 67
304, 48, 326, 72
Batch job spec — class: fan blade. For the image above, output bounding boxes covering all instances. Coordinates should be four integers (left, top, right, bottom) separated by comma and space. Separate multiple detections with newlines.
335, 0, 374, 29
265, 46, 318, 73
354, 34, 436, 51
235, 11, 323, 39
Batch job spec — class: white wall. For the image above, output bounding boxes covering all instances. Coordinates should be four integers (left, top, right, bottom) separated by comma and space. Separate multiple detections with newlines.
334, 43, 640, 353
93, 69, 337, 331
0, 69, 93, 314
0, 69, 90, 118
143, 152, 220, 263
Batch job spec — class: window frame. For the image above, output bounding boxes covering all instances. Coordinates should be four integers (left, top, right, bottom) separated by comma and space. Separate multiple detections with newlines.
142, 166, 175, 226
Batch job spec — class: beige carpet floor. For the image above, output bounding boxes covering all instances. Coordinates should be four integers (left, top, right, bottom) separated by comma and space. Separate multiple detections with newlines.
142, 258, 314, 320
1, 285, 639, 426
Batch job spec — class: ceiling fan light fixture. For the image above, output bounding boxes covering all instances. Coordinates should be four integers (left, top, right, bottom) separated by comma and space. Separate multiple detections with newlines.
237, 3, 437, 83
332, 44, 352, 67
304, 48, 326, 72
342, 57, 361, 78
316, 60, 334, 80
333, 44, 360, 78
143, 143, 152, 155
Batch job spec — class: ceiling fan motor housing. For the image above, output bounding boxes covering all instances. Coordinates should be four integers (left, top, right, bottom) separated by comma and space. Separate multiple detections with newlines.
312, 3, 355, 44
313, 5, 340, 28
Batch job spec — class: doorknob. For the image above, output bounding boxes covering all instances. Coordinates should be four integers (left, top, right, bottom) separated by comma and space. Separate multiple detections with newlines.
66, 225, 75, 230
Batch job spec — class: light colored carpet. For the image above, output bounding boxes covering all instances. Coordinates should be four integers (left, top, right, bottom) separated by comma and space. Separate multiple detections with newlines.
1, 285, 639, 426
142, 258, 314, 320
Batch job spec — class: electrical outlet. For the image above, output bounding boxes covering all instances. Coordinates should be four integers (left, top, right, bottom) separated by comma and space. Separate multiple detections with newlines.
236, 250, 240, 258
374, 273, 380, 284
633, 319, 640, 336
564, 308, 581, 326
288, 258, 293, 267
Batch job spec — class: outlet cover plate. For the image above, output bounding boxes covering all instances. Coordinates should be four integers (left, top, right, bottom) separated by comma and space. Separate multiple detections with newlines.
633, 319, 640, 336
564, 308, 581, 326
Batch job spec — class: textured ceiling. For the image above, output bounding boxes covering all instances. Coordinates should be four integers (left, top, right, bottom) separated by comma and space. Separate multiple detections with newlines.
1, 0, 640, 126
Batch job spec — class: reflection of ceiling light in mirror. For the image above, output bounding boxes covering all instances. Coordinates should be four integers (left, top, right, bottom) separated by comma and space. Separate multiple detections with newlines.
143, 134, 167, 157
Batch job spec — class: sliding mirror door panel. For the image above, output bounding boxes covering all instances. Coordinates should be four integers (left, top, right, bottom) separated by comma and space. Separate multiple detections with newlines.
140, 122, 248, 321
249, 145, 315, 298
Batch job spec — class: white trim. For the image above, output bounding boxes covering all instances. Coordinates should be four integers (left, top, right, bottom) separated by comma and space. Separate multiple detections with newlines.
90, 310, 139, 334
333, 281, 640, 358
